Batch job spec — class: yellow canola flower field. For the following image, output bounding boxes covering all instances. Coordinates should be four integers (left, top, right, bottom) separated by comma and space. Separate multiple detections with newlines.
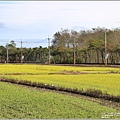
0, 64, 120, 74
0, 64, 120, 96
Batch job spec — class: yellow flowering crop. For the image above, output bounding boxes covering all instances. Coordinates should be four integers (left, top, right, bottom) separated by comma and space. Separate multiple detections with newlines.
0, 64, 120, 96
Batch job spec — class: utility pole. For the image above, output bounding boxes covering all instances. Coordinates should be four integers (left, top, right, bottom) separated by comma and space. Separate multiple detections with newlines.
21, 40, 23, 64
48, 36, 50, 65
73, 35, 76, 65
105, 30, 107, 66
7, 44, 9, 63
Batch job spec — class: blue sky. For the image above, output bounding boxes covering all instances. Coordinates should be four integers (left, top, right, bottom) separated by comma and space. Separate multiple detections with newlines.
0, 1, 120, 48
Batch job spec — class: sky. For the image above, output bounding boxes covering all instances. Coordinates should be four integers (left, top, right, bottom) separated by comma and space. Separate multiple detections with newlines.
0, 1, 120, 48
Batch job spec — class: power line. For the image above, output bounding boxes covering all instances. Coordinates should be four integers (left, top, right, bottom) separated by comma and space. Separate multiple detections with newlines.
0, 39, 48, 43
0, 39, 53, 44
0, 38, 52, 48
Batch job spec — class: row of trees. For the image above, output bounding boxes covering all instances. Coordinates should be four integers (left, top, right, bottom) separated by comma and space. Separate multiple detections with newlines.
0, 27, 120, 64
51, 27, 120, 64
0, 40, 49, 63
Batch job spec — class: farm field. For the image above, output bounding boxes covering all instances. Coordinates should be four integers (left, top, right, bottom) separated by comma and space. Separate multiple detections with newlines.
0, 64, 120, 118
0, 82, 119, 119
0, 64, 120, 96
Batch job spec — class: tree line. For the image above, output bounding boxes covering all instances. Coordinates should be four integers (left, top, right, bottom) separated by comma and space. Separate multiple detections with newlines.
0, 27, 120, 64
51, 27, 120, 64
0, 40, 49, 63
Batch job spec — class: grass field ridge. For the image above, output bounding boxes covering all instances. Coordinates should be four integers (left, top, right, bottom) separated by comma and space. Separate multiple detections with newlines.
0, 78, 120, 103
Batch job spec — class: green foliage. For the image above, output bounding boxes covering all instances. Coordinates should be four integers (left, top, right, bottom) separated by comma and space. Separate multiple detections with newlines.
5, 40, 16, 48
52, 27, 120, 64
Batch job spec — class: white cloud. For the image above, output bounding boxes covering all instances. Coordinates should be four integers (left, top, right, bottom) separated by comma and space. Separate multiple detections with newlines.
0, 1, 120, 40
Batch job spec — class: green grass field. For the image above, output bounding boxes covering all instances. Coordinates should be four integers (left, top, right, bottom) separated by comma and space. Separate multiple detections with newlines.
0, 82, 118, 119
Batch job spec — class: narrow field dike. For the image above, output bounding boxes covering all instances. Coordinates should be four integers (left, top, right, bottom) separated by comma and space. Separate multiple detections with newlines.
0, 78, 120, 103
